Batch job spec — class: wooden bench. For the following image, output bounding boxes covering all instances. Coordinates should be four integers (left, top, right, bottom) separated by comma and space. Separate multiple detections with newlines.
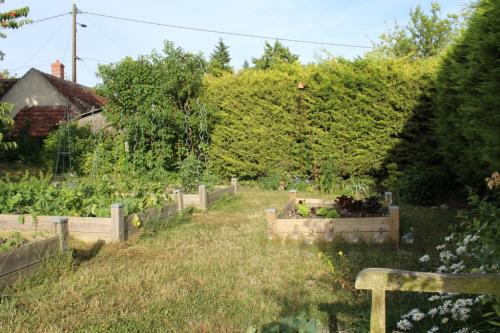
355, 268, 500, 333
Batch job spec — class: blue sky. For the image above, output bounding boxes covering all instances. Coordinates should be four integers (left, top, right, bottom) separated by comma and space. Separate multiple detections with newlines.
2, 0, 468, 87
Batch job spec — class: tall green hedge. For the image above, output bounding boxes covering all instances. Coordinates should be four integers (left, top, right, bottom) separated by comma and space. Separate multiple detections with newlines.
205, 59, 437, 180
205, 67, 308, 178
433, 0, 500, 189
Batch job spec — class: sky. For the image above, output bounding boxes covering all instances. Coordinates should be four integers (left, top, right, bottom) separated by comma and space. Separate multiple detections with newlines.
1, 0, 469, 87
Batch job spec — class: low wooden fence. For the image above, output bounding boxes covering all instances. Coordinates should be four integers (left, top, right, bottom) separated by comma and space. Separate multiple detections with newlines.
183, 178, 238, 210
267, 191, 399, 247
0, 218, 68, 286
0, 178, 239, 243
355, 268, 500, 333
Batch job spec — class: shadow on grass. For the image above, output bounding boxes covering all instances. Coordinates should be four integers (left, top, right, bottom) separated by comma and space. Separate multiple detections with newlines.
72, 240, 105, 264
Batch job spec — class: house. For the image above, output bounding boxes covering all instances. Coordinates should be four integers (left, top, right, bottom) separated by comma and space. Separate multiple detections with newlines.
0, 60, 107, 138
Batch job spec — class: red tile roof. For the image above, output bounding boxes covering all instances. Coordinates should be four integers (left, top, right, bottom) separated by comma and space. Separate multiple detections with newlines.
38, 70, 106, 113
13, 106, 77, 137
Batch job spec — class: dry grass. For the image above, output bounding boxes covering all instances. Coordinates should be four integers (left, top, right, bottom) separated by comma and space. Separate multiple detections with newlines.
0, 190, 337, 332
0, 189, 457, 332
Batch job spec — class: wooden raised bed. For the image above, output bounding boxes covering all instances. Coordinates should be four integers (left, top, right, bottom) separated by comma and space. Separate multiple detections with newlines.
0, 218, 68, 286
266, 191, 400, 247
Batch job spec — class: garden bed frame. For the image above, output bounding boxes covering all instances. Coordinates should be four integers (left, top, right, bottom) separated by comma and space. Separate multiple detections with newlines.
0, 218, 68, 286
266, 191, 400, 247
0, 178, 238, 243
183, 178, 238, 210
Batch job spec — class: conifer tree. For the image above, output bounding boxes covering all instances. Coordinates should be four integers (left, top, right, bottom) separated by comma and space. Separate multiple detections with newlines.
252, 40, 299, 69
242, 59, 249, 69
208, 38, 232, 76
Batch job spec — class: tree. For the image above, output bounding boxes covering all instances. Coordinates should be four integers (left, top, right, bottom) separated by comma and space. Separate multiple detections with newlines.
242, 59, 249, 69
208, 38, 232, 76
0, 1, 31, 152
252, 40, 299, 69
433, 0, 500, 189
97, 41, 209, 175
0, 1, 31, 60
374, 2, 459, 58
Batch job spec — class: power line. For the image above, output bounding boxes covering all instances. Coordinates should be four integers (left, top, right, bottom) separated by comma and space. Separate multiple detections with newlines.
32, 12, 70, 24
81, 10, 372, 49
20, 15, 70, 67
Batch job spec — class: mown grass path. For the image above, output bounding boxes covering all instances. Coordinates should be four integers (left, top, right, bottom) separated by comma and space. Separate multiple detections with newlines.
0, 190, 338, 332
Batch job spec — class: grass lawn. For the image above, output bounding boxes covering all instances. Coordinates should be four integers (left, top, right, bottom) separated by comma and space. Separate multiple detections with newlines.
0, 189, 458, 332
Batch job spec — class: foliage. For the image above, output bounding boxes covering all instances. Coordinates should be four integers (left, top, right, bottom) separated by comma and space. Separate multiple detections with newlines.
208, 38, 232, 77
259, 172, 283, 191
0, 2, 30, 152
433, 0, 500, 190
318, 158, 341, 193
0, 101, 15, 152
178, 152, 204, 193
97, 41, 210, 176
0, 1, 31, 60
206, 57, 436, 186
316, 206, 340, 218
0, 173, 170, 217
205, 66, 307, 178
0, 231, 26, 253
373, 2, 459, 58
41, 123, 94, 175
252, 41, 299, 69
395, 193, 499, 332
296, 203, 310, 217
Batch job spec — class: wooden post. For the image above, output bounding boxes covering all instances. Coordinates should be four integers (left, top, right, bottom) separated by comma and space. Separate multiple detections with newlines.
173, 189, 184, 212
389, 206, 400, 248
111, 203, 125, 242
54, 217, 69, 251
288, 189, 297, 203
355, 267, 500, 333
370, 289, 386, 333
231, 177, 238, 195
266, 208, 277, 240
199, 185, 208, 211
384, 192, 393, 208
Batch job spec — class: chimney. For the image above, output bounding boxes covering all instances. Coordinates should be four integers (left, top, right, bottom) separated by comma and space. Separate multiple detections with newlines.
51, 60, 65, 80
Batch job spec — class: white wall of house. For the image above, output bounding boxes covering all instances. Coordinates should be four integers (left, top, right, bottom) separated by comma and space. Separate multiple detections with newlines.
77, 113, 110, 133
0, 69, 70, 117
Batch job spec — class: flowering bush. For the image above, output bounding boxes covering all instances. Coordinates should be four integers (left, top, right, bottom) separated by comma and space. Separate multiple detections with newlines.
396, 192, 499, 332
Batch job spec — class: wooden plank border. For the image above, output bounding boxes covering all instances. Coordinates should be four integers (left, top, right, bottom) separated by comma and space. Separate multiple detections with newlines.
267, 190, 399, 246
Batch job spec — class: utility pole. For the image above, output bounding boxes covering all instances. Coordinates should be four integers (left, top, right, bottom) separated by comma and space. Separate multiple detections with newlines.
72, 3, 77, 83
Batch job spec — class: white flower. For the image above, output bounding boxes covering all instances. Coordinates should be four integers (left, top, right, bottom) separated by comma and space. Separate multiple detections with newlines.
428, 326, 438, 333
474, 295, 487, 303
428, 295, 440, 302
412, 310, 425, 321
444, 234, 453, 242
439, 300, 453, 315
437, 265, 448, 273
450, 261, 466, 273
455, 245, 467, 255
436, 244, 446, 250
440, 250, 456, 262
428, 308, 438, 317
451, 298, 473, 321
442, 317, 449, 324
454, 328, 469, 333
397, 319, 412, 331
463, 234, 479, 245
419, 254, 430, 262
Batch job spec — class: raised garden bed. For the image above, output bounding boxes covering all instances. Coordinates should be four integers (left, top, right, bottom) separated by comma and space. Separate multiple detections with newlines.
0, 219, 68, 286
266, 191, 399, 247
